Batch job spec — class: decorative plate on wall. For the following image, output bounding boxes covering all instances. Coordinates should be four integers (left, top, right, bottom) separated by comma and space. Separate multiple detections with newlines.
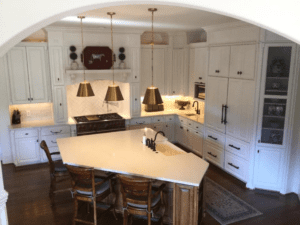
82, 46, 112, 70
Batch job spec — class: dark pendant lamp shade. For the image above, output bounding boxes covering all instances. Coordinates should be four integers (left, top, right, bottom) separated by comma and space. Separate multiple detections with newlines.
142, 86, 163, 105
77, 81, 95, 97
105, 84, 124, 101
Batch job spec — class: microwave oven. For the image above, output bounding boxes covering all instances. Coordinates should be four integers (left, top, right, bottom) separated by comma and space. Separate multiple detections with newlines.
194, 82, 205, 100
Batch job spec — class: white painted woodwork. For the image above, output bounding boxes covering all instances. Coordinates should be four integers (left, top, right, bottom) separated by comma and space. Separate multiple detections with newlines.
140, 48, 165, 95
225, 136, 250, 161
190, 129, 204, 157
26, 47, 48, 102
183, 126, 193, 149
15, 137, 40, 165
175, 124, 184, 145
130, 117, 152, 125
7, 47, 31, 104
226, 79, 255, 142
204, 141, 224, 168
224, 151, 249, 182
130, 82, 141, 117
53, 86, 68, 123
41, 125, 70, 136
189, 48, 195, 96
208, 46, 230, 77
130, 48, 141, 82
164, 47, 173, 95
162, 123, 175, 142
205, 128, 226, 148
254, 147, 283, 191
57, 129, 209, 186
152, 123, 163, 132
229, 45, 256, 80
49, 47, 64, 85
205, 76, 228, 133
173, 49, 185, 95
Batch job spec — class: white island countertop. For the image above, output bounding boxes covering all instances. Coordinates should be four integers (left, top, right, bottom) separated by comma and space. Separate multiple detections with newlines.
57, 129, 209, 187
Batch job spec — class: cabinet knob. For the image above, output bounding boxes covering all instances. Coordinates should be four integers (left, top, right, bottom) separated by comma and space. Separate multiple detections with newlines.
58, 78, 60, 81
237, 71, 239, 74
28, 98, 30, 101
173, 91, 175, 94
198, 77, 202, 80
135, 98, 137, 101
240, 71, 242, 75
258, 140, 261, 143
60, 103, 62, 106
215, 70, 220, 73
135, 76, 137, 78
37, 139, 39, 142
257, 150, 260, 153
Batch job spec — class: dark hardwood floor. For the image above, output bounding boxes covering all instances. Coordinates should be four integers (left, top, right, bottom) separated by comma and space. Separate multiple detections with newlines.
3, 148, 300, 225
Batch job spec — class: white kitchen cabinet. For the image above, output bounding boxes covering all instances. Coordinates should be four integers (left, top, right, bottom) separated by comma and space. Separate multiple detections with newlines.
254, 147, 283, 191
204, 141, 224, 168
229, 45, 256, 80
53, 86, 68, 123
141, 48, 165, 95
7, 46, 49, 104
226, 79, 255, 142
189, 47, 208, 97
10, 128, 40, 166
190, 129, 203, 157
130, 82, 141, 117
172, 49, 185, 95
162, 123, 174, 142
208, 46, 230, 77
49, 47, 65, 86
225, 152, 249, 182
205, 76, 228, 133
130, 48, 141, 83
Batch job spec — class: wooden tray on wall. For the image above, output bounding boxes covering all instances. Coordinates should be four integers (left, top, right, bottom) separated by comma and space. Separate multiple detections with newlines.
82, 46, 112, 70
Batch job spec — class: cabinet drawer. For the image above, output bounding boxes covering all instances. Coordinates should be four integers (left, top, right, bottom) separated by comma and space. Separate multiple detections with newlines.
165, 115, 175, 123
204, 142, 224, 168
41, 133, 70, 148
186, 119, 194, 128
192, 122, 204, 132
130, 117, 152, 125
152, 116, 165, 123
225, 137, 250, 161
205, 128, 225, 148
41, 126, 70, 136
225, 152, 249, 182
177, 116, 187, 126
15, 129, 38, 139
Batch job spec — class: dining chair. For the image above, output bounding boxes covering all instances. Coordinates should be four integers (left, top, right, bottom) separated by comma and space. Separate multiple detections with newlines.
118, 174, 166, 225
40, 140, 70, 205
66, 164, 117, 225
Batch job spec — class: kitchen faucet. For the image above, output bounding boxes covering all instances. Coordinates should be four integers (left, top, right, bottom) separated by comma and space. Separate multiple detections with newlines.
146, 131, 165, 151
154, 131, 165, 142
192, 101, 200, 115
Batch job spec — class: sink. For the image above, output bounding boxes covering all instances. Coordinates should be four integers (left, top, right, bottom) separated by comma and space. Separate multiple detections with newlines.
185, 114, 196, 116
156, 143, 184, 156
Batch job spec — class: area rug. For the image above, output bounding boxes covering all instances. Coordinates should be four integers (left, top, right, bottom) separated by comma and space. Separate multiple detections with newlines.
205, 178, 262, 225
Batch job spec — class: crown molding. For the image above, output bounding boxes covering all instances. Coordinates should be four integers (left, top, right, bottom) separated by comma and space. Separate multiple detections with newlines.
44, 26, 144, 35
202, 21, 254, 32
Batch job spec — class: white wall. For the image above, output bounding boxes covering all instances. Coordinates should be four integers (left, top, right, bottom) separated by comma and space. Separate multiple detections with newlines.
0, 57, 12, 163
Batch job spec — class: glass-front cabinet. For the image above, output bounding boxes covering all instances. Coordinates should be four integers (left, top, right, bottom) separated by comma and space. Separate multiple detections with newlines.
257, 43, 296, 148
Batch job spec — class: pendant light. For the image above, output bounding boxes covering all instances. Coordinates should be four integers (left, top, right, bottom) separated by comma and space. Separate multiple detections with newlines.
77, 16, 95, 97
142, 8, 163, 105
104, 12, 124, 101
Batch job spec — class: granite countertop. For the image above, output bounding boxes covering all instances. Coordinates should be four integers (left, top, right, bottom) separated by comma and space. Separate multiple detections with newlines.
8, 118, 76, 130
58, 129, 209, 186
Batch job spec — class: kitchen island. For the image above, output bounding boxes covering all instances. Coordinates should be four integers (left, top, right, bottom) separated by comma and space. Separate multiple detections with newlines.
57, 129, 209, 225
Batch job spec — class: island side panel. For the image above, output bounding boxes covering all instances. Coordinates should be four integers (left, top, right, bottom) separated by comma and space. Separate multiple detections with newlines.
173, 183, 199, 225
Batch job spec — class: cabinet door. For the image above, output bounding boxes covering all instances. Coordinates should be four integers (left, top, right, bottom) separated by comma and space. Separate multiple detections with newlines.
152, 123, 163, 132
26, 47, 48, 102
164, 123, 174, 142
226, 79, 255, 142
7, 47, 31, 104
130, 82, 141, 117
141, 48, 165, 95
172, 49, 185, 95
208, 46, 230, 77
15, 137, 40, 165
175, 124, 184, 144
131, 48, 141, 82
53, 86, 68, 123
229, 45, 256, 80
190, 130, 203, 157
184, 127, 193, 149
205, 76, 228, 133
254, 148, 282, 191
49, 47, 64, 85
189, 48, 195, 96
194, 47, 208, 83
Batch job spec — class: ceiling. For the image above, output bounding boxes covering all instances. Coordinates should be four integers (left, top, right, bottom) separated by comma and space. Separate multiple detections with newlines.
50, 4, 239, 31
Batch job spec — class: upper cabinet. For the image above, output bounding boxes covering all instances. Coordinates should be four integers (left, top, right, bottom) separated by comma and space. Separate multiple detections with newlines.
208, 46, 230, 77
208, 44, 256, 80
190, 47, 208, 84
49, 47, 64, 86
173, 48, 188, 95
7, 45, 49, 104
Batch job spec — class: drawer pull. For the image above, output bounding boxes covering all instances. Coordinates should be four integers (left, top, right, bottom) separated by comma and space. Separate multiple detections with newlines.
25, 133, 29, 135
229, 144, 240, 150
180, 126, 183, 129
196, 127, 199, 128
208, 152, 217, 158
196, 132, 198, 134
187, 129, 189, 132
50, 130, 62, 134
208, 135, 217, 141
158, 119, 160, 122
189, 123, 191, 125
137, 122, 145, 125
51, 140, 57, 144
228, 162, 239, 169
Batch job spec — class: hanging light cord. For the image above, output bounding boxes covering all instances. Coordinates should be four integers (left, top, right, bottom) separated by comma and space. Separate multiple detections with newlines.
151, 10, 154, 87
79, 16, 86, 81
109, 13, 115, 85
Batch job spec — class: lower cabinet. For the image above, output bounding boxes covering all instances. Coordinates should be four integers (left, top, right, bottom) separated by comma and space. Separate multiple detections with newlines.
190, 130, 204, 157
204, 141, 224, 168
53, 86, 68, 123
161, 123, 174, 142
224, 152, 249, 182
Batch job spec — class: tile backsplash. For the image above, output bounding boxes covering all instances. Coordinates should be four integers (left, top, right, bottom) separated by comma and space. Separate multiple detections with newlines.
9, 103, 54, 123
66, 80, 130, 118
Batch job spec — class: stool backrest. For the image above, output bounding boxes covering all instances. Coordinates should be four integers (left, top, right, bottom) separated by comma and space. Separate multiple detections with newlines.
40, 140, 55, 174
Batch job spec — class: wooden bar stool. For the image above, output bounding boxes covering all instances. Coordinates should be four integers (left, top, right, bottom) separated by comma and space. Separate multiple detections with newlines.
40, 140, 71, 205
118, 174, 166, 225
66, 165, 117, 225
